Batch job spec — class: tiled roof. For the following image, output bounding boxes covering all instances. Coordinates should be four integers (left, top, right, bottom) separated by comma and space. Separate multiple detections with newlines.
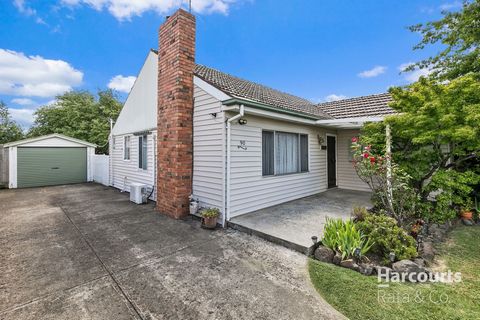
194, 64, 333, 119
316, 93, 395, 119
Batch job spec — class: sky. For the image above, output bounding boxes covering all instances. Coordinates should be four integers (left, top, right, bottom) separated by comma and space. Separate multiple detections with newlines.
0, 0, 461, 129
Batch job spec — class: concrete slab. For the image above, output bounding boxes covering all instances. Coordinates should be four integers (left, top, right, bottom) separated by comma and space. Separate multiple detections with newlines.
0, 183, 345, 320
230, 188, 372, 252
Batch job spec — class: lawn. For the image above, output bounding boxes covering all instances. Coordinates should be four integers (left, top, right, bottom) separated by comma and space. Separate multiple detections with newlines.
309, 225, 480, 320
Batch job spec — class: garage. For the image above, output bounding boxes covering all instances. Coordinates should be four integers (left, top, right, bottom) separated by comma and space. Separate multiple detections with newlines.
4, 134, 96, 188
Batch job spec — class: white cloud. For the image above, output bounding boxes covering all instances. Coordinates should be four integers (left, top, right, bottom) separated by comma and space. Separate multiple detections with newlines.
398, 62, 432, 83
107, 75, 136, 93
13, 0, 48, 25
358, 66, 387, 78
60, 0, 237, 20
0, 49, 83, 98
324, 94, 347, 102
439, 1, 462, 11
13, 0, 36, 16
11, 98, 35, 105
9, 108, 35, 128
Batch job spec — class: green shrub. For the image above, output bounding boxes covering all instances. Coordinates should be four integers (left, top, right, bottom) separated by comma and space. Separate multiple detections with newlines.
356, 214, 417, 263
201, 207, 220, 218
322, 218, 373, 260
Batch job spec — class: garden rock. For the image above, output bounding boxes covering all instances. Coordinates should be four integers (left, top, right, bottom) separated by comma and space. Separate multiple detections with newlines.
392, 260, 423, 274
374, 266, 393, 280
340, 259, 359, 271
419, 241, 435, 263
462, 218, 474, 226
332, 252, 342, 265
359, 263, 374, 276
314, 246, 334, 263
414, 258, 426, 268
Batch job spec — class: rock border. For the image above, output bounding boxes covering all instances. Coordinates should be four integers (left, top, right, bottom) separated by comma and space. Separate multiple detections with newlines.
310, 219, 464, 281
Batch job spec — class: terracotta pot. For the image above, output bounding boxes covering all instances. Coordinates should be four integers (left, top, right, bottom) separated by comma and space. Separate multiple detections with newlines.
461, 211, 473, 220
202, 216, 218, 229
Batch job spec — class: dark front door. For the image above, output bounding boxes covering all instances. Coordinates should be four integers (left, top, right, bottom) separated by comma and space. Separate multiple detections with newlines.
327, 136, 337, 188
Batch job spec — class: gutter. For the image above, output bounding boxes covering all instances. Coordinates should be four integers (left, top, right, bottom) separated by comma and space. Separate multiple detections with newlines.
224, 104, 245, 226
222, 97, 323, 121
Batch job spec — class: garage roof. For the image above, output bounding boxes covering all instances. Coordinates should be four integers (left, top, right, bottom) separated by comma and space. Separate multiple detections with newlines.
4, 134, 97, 148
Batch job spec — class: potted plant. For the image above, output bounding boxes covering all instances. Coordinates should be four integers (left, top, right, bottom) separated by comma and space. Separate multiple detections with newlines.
460, 198, 474, 220
201, 207, 220, 229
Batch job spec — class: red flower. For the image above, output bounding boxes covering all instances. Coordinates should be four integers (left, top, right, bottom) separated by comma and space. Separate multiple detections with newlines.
363, 153, 369, 158
351, 137, 358, 143
370, 156, 376, 163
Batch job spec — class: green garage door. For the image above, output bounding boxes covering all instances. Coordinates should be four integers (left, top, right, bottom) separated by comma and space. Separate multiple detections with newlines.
17, 147, 87, 188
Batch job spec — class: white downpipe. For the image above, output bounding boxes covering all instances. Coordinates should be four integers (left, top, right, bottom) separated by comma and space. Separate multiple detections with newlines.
225, 104, 245, 226
385, 124, 394, 211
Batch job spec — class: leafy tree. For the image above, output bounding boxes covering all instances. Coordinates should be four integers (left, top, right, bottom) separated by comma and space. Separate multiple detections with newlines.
0, 101, 24, 144
408, 0, 480, 80
28, 90, 122, 154
361, 74, 480, 221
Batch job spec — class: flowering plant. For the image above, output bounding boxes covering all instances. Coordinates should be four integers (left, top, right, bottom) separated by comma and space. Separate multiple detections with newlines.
351, 137, 418, 225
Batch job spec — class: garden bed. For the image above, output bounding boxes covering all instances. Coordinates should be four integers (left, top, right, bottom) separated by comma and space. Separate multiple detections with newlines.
309, 225, 480, 320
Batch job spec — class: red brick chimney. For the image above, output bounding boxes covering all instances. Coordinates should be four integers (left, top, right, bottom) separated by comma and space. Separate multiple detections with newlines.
156, 9, 195, 219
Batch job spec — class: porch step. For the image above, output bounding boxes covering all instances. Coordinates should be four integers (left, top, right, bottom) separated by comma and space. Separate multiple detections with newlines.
227, 220, 311, 255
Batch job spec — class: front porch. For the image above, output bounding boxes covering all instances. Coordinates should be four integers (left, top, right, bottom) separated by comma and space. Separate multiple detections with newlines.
228, 188, 372, 254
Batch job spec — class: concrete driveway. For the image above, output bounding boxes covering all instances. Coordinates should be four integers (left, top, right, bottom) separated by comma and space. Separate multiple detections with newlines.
0, 183, 344, 320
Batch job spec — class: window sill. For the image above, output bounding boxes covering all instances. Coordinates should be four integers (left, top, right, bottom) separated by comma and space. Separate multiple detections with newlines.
262, 171, 310, 178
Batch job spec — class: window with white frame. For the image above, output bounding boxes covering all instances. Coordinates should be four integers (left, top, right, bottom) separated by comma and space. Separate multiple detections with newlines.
123, 136, 131, 160
262, 131, 309, 176
138, 135, 147, 170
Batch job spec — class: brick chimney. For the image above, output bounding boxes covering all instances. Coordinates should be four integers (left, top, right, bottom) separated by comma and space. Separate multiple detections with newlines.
156, 9, 195, 219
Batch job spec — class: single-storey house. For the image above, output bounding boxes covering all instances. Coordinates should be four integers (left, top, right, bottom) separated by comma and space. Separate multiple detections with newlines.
4, 134, 96, 188
110, 9, 395, 225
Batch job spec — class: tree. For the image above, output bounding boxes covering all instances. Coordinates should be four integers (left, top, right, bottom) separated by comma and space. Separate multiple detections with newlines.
408, 0, 480, 80
28, 90, 122, 154
361, 74, 480, 221
0, 101, 24, 144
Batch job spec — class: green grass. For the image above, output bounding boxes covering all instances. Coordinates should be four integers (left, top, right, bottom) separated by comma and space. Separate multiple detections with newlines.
309, 226, 480, 320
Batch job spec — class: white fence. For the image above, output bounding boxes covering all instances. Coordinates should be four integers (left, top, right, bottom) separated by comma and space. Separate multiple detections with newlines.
92, 154, 109, 186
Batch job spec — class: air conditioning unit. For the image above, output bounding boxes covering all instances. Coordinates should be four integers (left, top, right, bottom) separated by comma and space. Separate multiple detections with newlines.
130, 182, 148, 204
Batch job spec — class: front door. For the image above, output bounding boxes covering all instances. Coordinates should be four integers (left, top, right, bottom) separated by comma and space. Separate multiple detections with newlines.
327, 136, 337, 188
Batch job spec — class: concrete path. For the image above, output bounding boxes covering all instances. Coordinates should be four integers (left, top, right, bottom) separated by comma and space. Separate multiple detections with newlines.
0, 183, 345, 320
230, 188, 372, 251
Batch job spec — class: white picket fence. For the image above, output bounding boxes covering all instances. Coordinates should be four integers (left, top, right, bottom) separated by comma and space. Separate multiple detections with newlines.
92, 154, 109, 186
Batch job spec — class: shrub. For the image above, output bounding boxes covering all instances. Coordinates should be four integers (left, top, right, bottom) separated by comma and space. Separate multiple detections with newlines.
356, 213, 417, 263
201, 207, 220, 218
322, 218, 373, 260
352, 206, 369, 222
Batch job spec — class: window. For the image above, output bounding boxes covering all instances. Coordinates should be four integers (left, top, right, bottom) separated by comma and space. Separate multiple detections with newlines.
262, 131, 308, 176
138, 135, 147, 170
123, 136, 131, 160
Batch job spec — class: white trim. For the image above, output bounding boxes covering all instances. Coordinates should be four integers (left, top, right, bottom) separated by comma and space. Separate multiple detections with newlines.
316, 116, 385, 129
8, 146, 17, 188
87, 147, 94, 182
194, 76, 232, 101
223, 105, 318, 126
4, 134, 97, 148
326, 133, 338, 188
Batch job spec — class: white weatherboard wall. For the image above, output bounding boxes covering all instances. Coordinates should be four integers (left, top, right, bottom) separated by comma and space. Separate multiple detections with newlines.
228, 115, 329, 218
112, 51, 158, 136
192, 85, 225, 216
110, 132, 156, 200
336, 129, 370, 192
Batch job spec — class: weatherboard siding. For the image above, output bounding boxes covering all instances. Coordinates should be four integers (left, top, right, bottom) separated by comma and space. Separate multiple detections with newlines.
192, 85, 225, 214
228, 116, 328, 218
336, 129, 370, 192
110, 131, 157, 200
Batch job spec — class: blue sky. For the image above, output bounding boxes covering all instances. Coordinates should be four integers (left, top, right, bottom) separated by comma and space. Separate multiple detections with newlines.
0, 0, 459, 128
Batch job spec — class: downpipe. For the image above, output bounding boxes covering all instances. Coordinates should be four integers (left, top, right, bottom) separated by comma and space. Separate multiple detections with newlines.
224, 104, 245, 227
